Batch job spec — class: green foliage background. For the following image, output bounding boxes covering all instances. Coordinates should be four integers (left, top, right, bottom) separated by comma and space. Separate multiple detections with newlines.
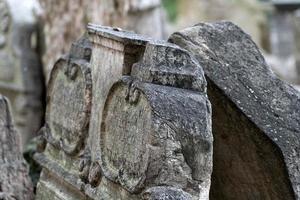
162, 0, 179, 22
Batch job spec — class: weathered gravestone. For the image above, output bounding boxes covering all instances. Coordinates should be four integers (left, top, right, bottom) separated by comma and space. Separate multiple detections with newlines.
34, 25, 213, 200
294, 9, 300, 81
0, 95, 33, 200
169, 21, 300, 199
267, 1, 300, 85
0, 0, 44, 148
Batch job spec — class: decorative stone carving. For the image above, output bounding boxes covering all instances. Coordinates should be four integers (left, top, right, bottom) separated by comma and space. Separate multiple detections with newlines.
35, 25, 213, 200
45, 55, 92, 156
170, 21, 300, 199
0, 95, 33, 200
35, 35, 93, 199
39, 0, 167, 82
0, 0, 44, 147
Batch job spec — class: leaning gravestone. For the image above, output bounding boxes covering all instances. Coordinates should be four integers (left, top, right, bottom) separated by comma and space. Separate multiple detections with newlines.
169, 21, 300, 199
0, 0, 44, 148
35, 25, 213, 200
0, 95, 33, 200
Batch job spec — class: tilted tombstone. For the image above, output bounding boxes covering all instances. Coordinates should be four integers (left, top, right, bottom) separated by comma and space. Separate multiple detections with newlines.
0, 95, 33, 200
34, 25, 213, 199
0, 0, 44, 147
169, 21, 300, 199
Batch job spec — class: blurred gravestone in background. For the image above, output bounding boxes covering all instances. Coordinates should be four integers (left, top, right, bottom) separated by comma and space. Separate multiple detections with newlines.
38, 0, 167, 81
166, 0, 268, 50
267, 0, 300, 85
0, 0, 44, 148
0, 95, 33, 200
294, 9, 300, 84
163, 0, 300, 89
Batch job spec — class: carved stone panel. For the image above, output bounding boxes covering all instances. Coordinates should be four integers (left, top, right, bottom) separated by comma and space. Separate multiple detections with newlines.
100, 80, 152, 192
45, 57, 92, 155
100, 77, 212, 195
170, 21, 300, 199
35, 26, 213, 200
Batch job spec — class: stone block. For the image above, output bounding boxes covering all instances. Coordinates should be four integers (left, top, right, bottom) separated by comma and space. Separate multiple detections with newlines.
170, 21, 300, 199
35, 26, 212, 200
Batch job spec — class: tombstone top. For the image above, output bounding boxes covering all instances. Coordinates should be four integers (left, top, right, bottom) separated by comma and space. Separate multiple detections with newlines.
87, 23, 206, 92
87, 23, 178, 48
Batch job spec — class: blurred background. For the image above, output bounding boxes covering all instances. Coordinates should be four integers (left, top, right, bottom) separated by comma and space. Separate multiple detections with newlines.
0, 0, 300, 153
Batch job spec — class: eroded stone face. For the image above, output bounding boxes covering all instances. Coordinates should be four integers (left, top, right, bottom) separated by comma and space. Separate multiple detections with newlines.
35, 26, 213, 200
101, 80, 152, 192
46, 58, 92, 155
169, 21, 300, 199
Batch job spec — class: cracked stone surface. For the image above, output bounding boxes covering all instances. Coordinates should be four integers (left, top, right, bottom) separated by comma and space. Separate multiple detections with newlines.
35, 26, 212, 200
169, 21, 300, 200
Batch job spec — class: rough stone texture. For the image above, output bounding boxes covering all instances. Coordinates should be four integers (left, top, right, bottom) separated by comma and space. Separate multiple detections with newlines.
0, 95, 33, 200
0, 0, 44, 148
39, 0, 166, 81
44, 36, 92, 156
169, 21, 300, 199
35, 26, 212, 200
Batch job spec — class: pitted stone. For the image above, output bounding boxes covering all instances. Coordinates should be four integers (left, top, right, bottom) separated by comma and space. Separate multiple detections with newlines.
36, 25, 212, 200
170, 21, 300, 199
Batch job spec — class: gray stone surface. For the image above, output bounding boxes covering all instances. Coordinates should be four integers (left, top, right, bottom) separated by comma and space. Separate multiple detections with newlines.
35, 26, 212, 199
0, 0, 44, 148
0, 95, 33, 200
170, 21, 300, 199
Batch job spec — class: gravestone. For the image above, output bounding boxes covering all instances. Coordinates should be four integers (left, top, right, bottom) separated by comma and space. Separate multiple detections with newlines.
125, 0, 166, 39
35, 26, 213, 200
170, 21, 300, 199
269, 9, 294, 60
0, 0, 44, 147
267, 1, 300, 84
0, 95, 33, 200
39, 0, 167, 81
